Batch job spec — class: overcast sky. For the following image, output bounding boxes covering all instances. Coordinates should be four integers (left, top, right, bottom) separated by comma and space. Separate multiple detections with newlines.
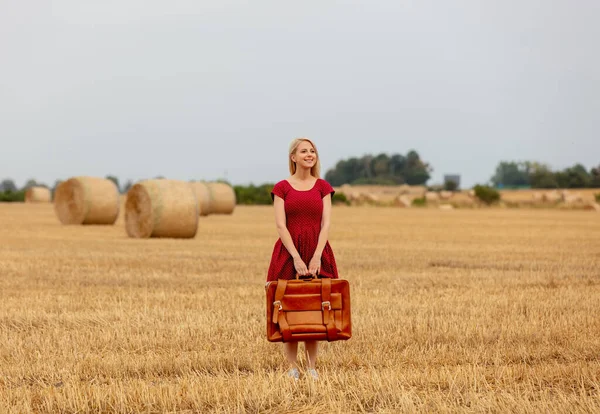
2, 0, 599, 188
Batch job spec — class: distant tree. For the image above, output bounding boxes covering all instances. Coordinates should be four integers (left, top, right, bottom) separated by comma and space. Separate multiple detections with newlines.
105, 175, 120, 192
389, 154, 406, 176
404, 150, 431, 185
324, 150, 431, 186
591, 165, 600, 188
555, 164, 591, 188
22, 179, 38, 191
0, 179, 17, 192
491, 162, 530, 187
528, 163, 558, 188
371, 153, 390, 177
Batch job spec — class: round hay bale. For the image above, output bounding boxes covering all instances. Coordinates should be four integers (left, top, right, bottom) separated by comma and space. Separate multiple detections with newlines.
366, 193, 379, 203
439, 191, 453, 200
54, 177, 120, 225
25, 186, 51, 203
206, 182, 236, 215
397, 184, 411, 195
190, 181, 212, 216
408, 185, 427, 196
532, 192, 544, 202
393, 195, 412, 208
563, 194, 583, 204
425, 191, 439, 202
339, 184, 352, 194
125, 179, 198, 238
544, 190, 561, 202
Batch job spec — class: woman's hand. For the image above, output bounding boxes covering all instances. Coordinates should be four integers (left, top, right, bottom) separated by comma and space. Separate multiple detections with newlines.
293, 256, 309, 276
308, 255, 321, 276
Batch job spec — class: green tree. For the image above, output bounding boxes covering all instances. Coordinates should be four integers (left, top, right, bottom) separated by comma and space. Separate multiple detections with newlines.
371, 153, 390, 177
557, 164, 591, 188
324, 150, 431, 185
0, 179, 17, 192
528, 163, 558, 188
491, 162, 530, 187
591, 165, 600, 188
389, 154, 406, 177
22, 179, 38, 190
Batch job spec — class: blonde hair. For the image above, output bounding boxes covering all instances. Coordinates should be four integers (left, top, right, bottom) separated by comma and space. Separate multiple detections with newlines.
288, 138, 321, 178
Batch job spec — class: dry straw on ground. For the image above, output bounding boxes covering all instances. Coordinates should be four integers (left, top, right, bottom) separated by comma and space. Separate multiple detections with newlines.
1, 204, 599, 413
24, 186, 51, 203
53, 176, 120, 225
125, 179, 198, 238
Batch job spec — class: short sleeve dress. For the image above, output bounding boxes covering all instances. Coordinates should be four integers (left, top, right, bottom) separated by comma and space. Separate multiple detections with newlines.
266, 178, 339, 282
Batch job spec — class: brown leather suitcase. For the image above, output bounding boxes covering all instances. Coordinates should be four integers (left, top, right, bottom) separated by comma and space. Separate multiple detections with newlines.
266, 275, 352, 342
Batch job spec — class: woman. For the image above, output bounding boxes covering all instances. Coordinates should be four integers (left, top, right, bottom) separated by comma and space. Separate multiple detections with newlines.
267, 137, 339, 380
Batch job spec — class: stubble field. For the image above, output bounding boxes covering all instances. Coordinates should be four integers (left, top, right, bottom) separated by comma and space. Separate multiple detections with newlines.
1, 203, 599, 413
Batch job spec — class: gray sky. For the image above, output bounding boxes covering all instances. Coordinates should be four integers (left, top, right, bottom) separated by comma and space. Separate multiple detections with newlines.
2, 0, 599, 189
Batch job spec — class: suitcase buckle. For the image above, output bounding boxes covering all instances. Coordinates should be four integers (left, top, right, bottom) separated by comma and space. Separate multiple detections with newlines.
273, 301, 282, 311
321, 301, 331, 311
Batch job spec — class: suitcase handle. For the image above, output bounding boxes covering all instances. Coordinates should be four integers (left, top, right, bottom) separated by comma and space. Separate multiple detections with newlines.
295, 273, 320, 281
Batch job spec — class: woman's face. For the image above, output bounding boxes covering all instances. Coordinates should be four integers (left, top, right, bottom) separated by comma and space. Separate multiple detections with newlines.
292, 141, 317, 170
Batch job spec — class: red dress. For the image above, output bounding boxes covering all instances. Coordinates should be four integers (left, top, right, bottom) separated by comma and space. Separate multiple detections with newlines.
266, 178, 339, 282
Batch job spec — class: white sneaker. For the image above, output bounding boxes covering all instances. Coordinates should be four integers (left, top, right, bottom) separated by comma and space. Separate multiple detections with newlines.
306, 368, 319, 380
287, 368, 300, 380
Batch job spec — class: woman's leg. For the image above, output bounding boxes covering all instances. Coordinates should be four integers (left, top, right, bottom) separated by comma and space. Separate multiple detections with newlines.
284, 342, 299, 368
304, 340, 319, 369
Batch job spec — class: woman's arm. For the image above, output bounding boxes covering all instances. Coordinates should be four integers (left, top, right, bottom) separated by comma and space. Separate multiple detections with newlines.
308, 194, 332, 275
274, 195, 309, 275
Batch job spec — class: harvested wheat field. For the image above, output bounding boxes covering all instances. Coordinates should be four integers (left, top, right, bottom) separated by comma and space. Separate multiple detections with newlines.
1, 203, 599, 413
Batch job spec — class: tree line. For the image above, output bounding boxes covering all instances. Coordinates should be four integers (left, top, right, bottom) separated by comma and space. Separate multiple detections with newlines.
2, 154, 599, 203
491, 162, 600, 189
324, 150, 432, 186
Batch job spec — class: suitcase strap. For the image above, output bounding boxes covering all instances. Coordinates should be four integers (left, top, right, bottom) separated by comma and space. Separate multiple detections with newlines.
321, 278, 338, 341
273, 280, 292, 342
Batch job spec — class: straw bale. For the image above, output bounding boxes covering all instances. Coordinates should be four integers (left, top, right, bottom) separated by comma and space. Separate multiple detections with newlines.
393, 195, 412, 208
339, 184, 352, 194
125, 179, 198, 238
25, 187, 51, 203
425, 191, 439, 202
563, 194, 583, 204
532, 192, 544, 202
190, 181, 212, 216
206, 182, 236, 214
54, 177, 120, 225
408, 185, 427, 196
560, 190, 571, 200
439, 191, 453, 200
366, 193, 379, 203
439, 204, 454, 210
397, 184, 411, 195
544, 190, 561, 202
